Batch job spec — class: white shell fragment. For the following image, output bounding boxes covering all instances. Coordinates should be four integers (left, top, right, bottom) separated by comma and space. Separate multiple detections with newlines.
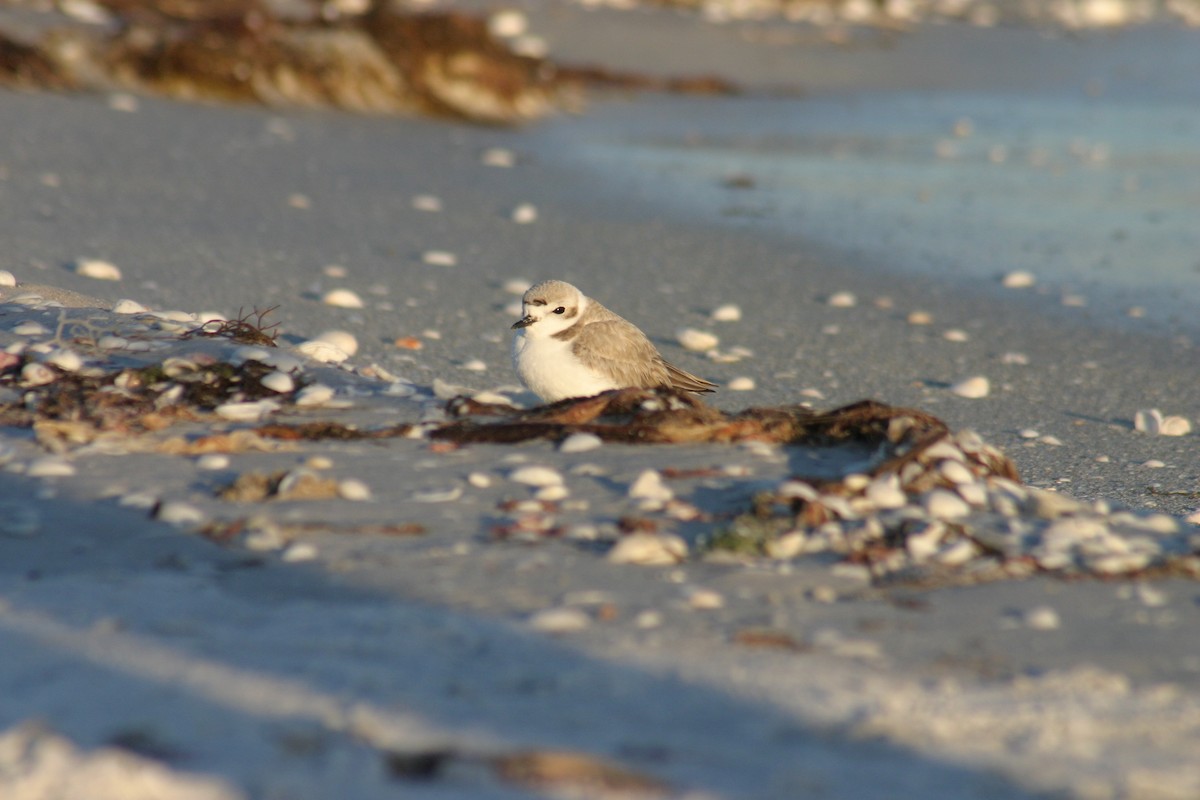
20, 363, 57, 387
215, 400, 279, 421
321, 288, 365, 309
411, 194, 442, 212
422, 250, 458, 267
528, 607, 590, 634
628, 470, 673, 503
1024, 606, 1061, 630
297, 340, 350, 364
827, 291, 857, 308
950, 376, 991, 399
112, 298, 149, 314
676, 328, 719, 352
559, 433, 603, 454
155, 501, 207, 527
1001, 270, 1036, 288
337, 479, 372, 501
12, 321, 48, 336
26, 457, 76, 478
481, 147, 516, 167
259, 371, 295, 394
710, 303, 742, 322
727, 376, 756, 391
196, 454, 230, 470
75, 258, 122, 281
0, 270, 16, 287
509, 465, 564, 487
295, 383, 336, 406
43, 349, 83, 372
511, 203, 538, 224
313, 330, 359, 357
608, 532, 688, 565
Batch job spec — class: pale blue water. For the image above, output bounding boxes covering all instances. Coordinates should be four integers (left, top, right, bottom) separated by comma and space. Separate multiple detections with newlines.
541, 29, 1200, 332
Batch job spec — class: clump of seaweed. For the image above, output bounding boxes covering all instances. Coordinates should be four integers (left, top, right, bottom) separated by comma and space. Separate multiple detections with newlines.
185, 306, 280, 347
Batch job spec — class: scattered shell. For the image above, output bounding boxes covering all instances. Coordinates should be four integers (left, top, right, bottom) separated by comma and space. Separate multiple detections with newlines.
827, 291, 857, 308
536, 485, 569, 502
112, 298, 149, 314
323, 264, 348, 279
950, 376, 990, 399
394, 336, 423, 350
687, 588, 725, 610
608, 532, 688, 565
906, 521, 946, 561
628, 470, 673, 503
481, 147, 516, 167
634, 610, 664, 628
676, 328, 719, 352
196, 454, 230, 470
321, 288, 364, 309
281, 542, 318, 562
510, 465, 564, 487
295, 383, 335, 406
422, 250, 458, 267
155, 501, 206, 527
765, 531, 807, 560
297, 340, 350, 363
907, 310, 933, 325
215, 400, 279, 421
26, 457, 75, 477
1160, 416, 1192, 436
1134, 408, 1164, 434
259, 371, 295, 394
42, 349, 83, 372
338, 478, 372, 501
865, 474, 906, 509
467, 472, 492, 488
314, 330, 359, 357
75, 258, 122, 281
119, 491, 159, 509
12, 321, 47, 336
412, 194, 442, 212
711, 304, 742, 322
20, 363, 57, 387
461, 358, 487, 372
511, 203, 538, 224
1001, 270, 1036, 288
727, 377, 756, 391
559, 433, 603, 454
924, 489, 971, 521
1062, 294, 1087, 307
1024, 606, 1061, 630
489, 8, 528, 37
528, 607, 590, 634
0, 270, 16, 287
943, 329, 969, 342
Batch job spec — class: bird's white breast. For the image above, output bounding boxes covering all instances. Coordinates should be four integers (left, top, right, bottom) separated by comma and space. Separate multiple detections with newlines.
512, 330, 621, 403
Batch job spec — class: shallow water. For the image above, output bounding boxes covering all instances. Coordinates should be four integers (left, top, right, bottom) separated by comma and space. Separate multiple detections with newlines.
544, 26, 1200, 332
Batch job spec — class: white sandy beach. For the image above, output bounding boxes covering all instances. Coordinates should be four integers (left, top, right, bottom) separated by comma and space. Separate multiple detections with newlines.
1, 4, 1200, 799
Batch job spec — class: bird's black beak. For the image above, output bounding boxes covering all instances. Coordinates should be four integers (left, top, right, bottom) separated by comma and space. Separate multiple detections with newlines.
511, 315, 533, 330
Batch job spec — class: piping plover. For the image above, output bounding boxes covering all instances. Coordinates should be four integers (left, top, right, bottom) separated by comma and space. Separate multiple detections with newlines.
511, 279, 717, 403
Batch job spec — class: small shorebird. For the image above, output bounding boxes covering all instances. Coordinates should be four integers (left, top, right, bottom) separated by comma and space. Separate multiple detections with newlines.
511, 279, 716, 403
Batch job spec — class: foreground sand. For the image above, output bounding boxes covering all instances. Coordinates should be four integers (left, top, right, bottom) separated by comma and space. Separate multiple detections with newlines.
1, 11, 1199, 800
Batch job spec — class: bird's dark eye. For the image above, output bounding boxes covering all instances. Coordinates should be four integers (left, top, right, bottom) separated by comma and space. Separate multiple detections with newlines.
553, 307, 566, 315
